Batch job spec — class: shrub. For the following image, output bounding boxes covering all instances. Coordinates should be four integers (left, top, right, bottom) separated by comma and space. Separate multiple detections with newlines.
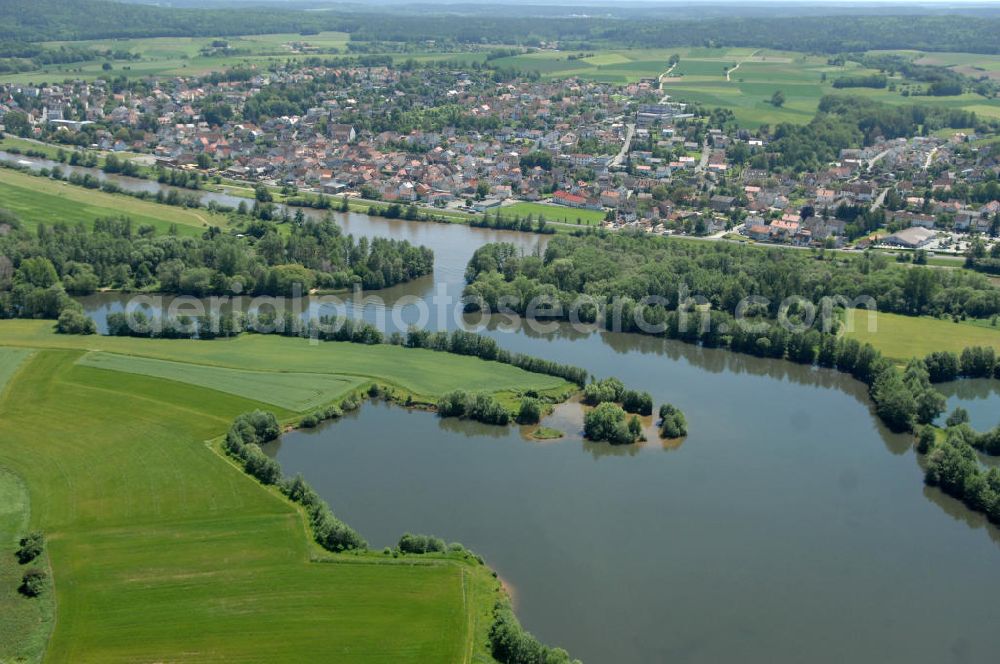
917, 426, 936, 454
946, 407, 970, 428
584, 402, 637, 445
55, 308, 96, 335
516, 397, 543, 425
299, 413, 319, 428
242, 444, 282, 485
659, 403, 687, 439
437, 390, 469, 418
312, 506, 367, 552
437, 390, 510, 425
582, 377, 625, 406
621, 389, 653, 416
19, 569, 46, 597
398, 533, 447, 554
16, 531, 44, 564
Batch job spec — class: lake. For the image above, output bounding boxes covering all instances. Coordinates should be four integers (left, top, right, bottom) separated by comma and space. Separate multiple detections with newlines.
19, 151, 999, 663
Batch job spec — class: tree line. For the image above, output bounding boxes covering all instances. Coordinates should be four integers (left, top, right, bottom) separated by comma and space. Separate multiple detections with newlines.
464, 234, 1000, 324
224, 410, 367, 553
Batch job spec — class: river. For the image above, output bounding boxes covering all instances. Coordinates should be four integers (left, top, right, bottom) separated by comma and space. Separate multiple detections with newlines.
7, 151, 1000, 663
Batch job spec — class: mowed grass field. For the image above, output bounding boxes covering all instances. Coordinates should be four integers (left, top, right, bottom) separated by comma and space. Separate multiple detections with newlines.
76, 352, 368, 412
844, 309, 1000, 363
0, 321, 568, 661
0, 348, 55, 663
0, 168, 217, 236
0, 320, 571, 400
501, 201, 606, 226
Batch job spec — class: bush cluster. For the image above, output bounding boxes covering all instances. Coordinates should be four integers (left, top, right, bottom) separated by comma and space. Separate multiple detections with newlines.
398, 533, 446, 554
582, 377, 624, 406
300, 404, 344, 429
516, 397, 543, 425
19, 569, 46, 597
658, 404, 688, 439
583, 402, 642, 445
621, 389, 653, 416
437, 390, 510, 425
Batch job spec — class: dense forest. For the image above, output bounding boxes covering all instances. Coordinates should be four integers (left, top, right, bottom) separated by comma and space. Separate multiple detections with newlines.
463, 233, 1000, 324
4, 1, 1000, 55
0, 212, 433, 319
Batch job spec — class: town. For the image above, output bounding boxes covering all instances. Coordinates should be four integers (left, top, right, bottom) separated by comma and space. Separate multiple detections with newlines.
3, 52, 1000, 264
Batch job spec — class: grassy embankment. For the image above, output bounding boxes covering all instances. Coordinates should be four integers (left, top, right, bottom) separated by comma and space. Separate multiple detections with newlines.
844, 309, 1000, 363
0, 320, 572, 662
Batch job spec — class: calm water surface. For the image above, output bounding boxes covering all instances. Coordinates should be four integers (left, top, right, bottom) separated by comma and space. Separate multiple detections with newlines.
936, 378, 1000, 432
34, 150, 1000, 663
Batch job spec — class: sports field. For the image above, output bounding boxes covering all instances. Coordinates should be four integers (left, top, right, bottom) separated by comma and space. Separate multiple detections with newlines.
844, 309, 1000, 363
0, 168, 217, 236
0, 320, 569, 661
501, 201, 606, 226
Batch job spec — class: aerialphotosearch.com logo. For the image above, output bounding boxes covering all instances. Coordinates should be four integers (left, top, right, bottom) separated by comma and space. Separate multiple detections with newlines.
107, 280, 880, 342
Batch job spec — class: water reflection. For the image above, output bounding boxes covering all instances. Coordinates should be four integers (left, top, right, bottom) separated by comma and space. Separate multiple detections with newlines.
32, 145, 1000, 663
935, 378, 1000, 432
267, 400, 1000, 664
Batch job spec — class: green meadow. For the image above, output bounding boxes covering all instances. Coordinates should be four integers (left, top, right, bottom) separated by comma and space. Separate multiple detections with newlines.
0, 167, 216, 236
1, 32, 351, 85
844, 309, 1000, 363
0, 320, 571, 661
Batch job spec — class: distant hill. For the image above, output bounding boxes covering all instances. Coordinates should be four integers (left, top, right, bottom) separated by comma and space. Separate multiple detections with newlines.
2, 0, 1000, 56
0, 0, 349, 41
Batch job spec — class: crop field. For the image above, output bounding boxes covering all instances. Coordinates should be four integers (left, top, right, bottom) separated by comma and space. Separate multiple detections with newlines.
493, 47, 1000, 127
76, 352, 368, 412
0, 321, 571, 401
0, 321, 567, 661
844, 309, 1000, 363
501, 201, 606, 226
0, 168, 217, 236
